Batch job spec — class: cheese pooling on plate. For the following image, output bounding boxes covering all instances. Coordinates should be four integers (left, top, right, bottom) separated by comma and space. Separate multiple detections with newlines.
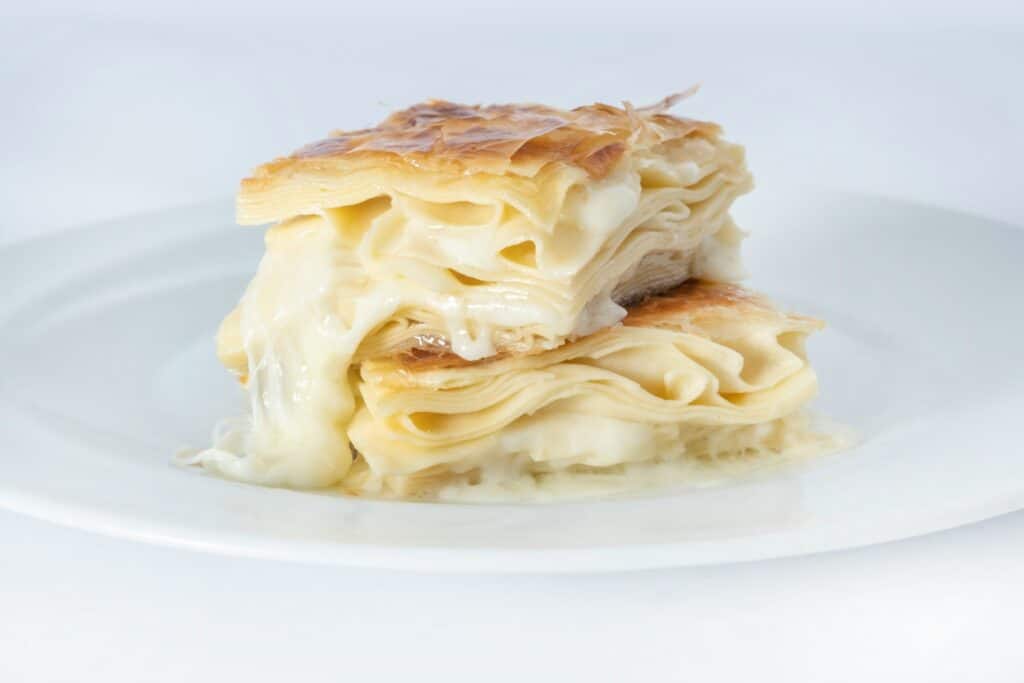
184, 93, 835, 499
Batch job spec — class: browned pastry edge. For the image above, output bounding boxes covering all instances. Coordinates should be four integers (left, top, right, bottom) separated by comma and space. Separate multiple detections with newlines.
241, 94, 721, 192
383, 280, 774, 371
621, 279, 762, 327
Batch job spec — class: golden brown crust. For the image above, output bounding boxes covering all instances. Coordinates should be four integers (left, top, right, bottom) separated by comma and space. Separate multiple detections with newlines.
384, 281, 800, 371
294, 99, 715, 177
240, 94, 721, 203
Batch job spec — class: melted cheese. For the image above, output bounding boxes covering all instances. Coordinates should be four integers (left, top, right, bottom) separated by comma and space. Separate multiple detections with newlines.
190, 217, 371, 486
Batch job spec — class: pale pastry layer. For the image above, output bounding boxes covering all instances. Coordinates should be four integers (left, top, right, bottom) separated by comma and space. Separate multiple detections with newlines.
343, 282, 823, 497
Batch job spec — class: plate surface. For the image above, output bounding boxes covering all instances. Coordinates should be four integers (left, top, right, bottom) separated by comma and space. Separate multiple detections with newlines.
2, 189, 1022, 572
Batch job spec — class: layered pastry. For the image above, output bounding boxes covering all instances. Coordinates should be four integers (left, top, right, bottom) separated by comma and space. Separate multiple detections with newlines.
187, 93, 831, 499
345, 281, 826, 499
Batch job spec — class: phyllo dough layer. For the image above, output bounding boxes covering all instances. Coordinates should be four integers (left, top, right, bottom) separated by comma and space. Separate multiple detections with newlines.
342, 281, 826, 499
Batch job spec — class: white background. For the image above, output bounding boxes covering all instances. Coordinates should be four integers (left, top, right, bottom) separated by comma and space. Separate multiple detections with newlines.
2, 2, 1023, 681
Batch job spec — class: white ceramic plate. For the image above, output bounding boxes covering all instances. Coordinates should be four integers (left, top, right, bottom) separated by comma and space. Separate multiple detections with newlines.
2, 189, 1022, 573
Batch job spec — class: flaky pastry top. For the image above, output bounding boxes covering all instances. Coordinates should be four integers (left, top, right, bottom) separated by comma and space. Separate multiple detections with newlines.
239, 92, 722, 223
